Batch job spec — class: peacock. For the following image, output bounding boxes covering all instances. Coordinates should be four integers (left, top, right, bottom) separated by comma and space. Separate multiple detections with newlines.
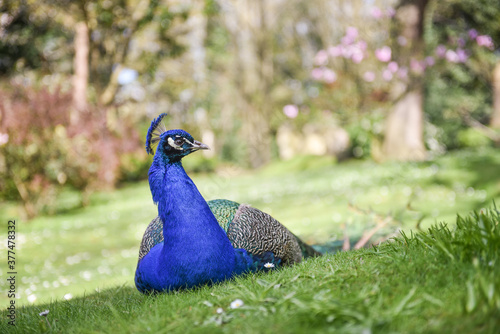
135, 113, 320, 294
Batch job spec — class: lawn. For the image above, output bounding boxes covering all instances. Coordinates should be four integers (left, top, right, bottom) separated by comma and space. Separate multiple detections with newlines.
2, 208, 500, 333
1, 148, 500, 332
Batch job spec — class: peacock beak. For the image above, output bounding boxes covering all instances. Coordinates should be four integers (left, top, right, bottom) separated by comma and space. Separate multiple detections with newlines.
191, 140, 210, 151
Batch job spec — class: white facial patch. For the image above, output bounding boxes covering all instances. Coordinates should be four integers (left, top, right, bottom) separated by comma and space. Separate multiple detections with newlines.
183, 138, 195, 146
167, 137, 184, 150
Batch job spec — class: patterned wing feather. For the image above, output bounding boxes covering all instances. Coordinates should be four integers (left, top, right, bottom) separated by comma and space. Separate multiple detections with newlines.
137, 200, 320, 266
228, 205, 304, 265
138, 216, 163, 262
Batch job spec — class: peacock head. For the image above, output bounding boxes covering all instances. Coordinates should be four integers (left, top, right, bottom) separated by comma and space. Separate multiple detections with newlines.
146, 113, 209, 160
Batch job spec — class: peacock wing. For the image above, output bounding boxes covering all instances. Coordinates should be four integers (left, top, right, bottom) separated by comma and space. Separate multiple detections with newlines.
137, 199, 320, 265
138, 216, 163, 262
227, 204, 306, 265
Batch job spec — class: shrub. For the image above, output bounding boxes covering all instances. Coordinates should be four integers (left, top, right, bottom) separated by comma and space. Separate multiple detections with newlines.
0, 84, 141, 218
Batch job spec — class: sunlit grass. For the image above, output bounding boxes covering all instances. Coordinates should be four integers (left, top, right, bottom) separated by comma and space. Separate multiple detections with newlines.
0, 148, 499, 309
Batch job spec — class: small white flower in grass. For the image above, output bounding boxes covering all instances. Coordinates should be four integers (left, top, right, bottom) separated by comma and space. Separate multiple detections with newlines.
39, 310, 49, 317
40, 309, 53, 330
230, 299, 244, 309
216, 308, 224, 314
64, 293, 73, 300
264, 262, 274, 269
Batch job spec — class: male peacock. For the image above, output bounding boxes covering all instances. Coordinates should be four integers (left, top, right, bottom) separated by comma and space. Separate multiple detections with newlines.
135, 113, 320, 294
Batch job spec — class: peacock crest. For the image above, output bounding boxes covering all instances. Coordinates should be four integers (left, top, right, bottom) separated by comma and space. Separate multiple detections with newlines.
145, 113, 168, 155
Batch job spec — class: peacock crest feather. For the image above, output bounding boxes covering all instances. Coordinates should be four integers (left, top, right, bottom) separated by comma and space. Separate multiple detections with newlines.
145, 113, 168, 155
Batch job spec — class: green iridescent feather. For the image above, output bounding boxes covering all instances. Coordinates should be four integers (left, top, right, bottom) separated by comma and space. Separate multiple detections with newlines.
207, 199, 240, 232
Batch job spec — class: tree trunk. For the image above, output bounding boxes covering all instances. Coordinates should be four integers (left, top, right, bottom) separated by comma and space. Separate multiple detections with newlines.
187, 0, 207, 84
219, 0, 274, 168
383, 89, 426, 160
491, 61, 500, 129
383, 0, 428, 161
72, 21, 89, 124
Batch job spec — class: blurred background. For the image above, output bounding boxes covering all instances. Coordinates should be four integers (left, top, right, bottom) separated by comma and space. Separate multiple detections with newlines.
0, 0, 499, 306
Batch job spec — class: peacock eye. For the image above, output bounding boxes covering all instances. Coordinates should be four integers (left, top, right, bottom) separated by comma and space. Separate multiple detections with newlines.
174, 138, 184, 146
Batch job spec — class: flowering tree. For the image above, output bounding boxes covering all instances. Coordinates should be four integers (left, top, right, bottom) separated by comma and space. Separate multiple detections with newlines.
283, 0, 497, 160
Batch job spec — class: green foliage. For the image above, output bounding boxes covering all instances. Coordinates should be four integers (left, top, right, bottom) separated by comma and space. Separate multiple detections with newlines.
346, 111, 385, 159
425, 0, 499, 150
424, 69, 493, 150
457, 128, 492, 148
0, 1, 69, 74
119, 152, 151, 183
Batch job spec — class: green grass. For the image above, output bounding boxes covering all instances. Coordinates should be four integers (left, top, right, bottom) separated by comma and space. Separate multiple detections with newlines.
1, 148, 500, 332
2, 207, 500, 333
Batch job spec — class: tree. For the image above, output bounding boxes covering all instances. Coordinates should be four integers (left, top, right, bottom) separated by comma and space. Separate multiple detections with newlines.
492, 62, 500, 129
217, 0, 275, 167
72, 21, 89, 123
383, 0, 429, 161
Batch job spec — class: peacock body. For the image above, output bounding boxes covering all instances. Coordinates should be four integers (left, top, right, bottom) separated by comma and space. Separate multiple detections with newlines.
135, 113, 319, 294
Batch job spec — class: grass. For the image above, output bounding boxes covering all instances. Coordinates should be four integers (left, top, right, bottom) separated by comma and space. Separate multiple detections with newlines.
1, 148, 500, 331
2, 207, 500, 333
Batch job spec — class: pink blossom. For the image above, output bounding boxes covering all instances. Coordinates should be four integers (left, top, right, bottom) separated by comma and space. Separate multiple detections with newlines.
456, 49, 469, 63
322, 68, 337, 83
351, 50, 364, 64
0, 133, 8, 146
398, 67, 409, 80
382, 69, 393, 81
342, 35, 355, 45
375, 46, 391, 62
347, 43, 365, 63
314, 50, 329, 66
386, 7, 396, 18
346, 27, 358, 40
387, 61, 399, 73
283, 104, 299, 118
468, 29, 478, 39
327, 45, 342, 57
435, 45, 447, 58
341, 45, 354, 58
357, 40, 367, 51
476, 35, 494, 49
425, 56, 435, 66
363, 71, 376, 82
371, 7, 383, 19
397, 36, 407, 46
445, 50, 459, 63
311, 68, 323, 80
410, 59, 425, 74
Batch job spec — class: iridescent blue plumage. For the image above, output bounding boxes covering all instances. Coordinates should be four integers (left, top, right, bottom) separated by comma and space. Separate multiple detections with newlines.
135, 114, 319, 294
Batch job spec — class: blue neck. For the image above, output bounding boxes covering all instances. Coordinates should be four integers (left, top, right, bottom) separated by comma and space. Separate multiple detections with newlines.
146, 153, 236, 290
